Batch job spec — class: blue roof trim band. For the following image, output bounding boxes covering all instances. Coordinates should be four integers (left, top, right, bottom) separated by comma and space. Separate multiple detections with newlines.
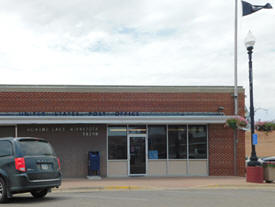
0, 112, 224, 117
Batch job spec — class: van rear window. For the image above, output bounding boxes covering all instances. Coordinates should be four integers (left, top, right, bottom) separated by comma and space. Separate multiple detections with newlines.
0, 141, 12, 157
19, 140, 54, 156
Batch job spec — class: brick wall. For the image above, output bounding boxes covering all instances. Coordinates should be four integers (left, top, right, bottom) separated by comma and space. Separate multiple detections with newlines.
208, 124, 245, 176
237, 130, 246, 176
0, 92, 245, 115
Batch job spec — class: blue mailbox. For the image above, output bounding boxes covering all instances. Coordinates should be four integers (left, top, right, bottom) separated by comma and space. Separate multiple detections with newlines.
88, 151, 100, 176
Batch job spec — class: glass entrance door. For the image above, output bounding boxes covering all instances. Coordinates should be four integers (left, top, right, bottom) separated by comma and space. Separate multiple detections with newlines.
128, 135, 146, 175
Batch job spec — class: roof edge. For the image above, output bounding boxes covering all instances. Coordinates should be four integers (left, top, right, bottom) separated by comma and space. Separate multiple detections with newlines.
0, 84, 245, 93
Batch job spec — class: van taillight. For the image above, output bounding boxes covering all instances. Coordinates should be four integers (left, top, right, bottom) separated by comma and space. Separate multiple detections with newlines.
57, 158, 61, 170
15, 158, 26, 172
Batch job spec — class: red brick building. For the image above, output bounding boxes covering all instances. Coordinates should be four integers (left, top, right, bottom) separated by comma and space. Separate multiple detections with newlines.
0, 85, 245, 178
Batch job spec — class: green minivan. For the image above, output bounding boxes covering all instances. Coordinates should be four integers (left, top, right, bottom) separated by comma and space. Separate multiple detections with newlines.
0, 137, 62, 202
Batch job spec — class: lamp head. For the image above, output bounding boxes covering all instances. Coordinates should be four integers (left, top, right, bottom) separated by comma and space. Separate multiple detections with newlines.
244, 31, 256, 49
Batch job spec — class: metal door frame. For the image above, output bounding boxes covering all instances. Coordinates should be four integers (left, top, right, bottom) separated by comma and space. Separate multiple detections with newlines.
127, 134, 148, 176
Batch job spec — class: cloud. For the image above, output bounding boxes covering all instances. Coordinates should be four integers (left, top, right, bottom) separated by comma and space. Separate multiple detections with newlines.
0, 0, 274, 120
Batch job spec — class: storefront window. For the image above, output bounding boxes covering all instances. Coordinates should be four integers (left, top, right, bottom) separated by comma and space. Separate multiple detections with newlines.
108, 126, 127, 160
168, 125, 187, 159
188, 125, 207, 159
148, 125, 167, 159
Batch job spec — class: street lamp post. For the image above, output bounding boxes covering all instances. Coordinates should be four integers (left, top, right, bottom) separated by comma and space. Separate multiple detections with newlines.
245, 31, 260, 167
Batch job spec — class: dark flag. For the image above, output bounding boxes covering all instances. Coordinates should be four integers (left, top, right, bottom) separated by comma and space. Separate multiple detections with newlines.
242, 1, 272, 16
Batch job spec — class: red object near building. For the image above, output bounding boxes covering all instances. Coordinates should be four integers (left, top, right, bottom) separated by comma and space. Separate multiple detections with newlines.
246, 166, 264, 183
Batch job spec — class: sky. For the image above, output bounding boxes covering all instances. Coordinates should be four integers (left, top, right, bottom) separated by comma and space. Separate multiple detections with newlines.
0, 0, 274, 121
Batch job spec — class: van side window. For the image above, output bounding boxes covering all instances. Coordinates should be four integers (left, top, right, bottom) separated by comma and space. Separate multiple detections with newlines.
0, 141, 13, 157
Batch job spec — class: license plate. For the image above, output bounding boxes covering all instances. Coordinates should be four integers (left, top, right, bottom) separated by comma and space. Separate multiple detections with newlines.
41, 164, 49, 170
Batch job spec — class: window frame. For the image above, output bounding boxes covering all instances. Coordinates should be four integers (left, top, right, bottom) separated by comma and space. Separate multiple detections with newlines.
187, 125, 208, 160
107, 125, 128, 160
168, 125, 188, 159
148, 125, 167, 160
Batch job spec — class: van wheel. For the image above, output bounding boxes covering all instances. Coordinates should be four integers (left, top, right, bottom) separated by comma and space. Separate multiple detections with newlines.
0, 178, 8, 203
31, 189, 48, 198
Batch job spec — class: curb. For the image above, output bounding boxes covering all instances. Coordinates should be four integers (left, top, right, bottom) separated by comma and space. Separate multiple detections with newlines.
53, 185, 151, 193
195, 184, 275, 189
52, 183, 275, 193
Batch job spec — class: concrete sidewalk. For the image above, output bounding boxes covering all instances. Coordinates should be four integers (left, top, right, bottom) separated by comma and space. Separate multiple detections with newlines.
54, 176, 275, 192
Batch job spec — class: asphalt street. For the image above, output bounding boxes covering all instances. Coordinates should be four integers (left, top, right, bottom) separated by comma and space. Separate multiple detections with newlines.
3, 189, 275, 207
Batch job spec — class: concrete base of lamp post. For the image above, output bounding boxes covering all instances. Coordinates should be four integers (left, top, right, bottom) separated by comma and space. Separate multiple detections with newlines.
246, 166, 263, 183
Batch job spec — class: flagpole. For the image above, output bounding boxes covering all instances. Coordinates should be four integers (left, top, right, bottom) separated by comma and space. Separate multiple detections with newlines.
234, 0, 238, 115
233, 0, 238, 176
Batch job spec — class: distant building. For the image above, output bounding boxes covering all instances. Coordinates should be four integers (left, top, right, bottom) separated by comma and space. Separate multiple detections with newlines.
0, 85, 245, 178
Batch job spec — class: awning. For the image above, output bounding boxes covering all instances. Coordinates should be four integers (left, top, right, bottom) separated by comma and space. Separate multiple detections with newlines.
0, 114, 234, 125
